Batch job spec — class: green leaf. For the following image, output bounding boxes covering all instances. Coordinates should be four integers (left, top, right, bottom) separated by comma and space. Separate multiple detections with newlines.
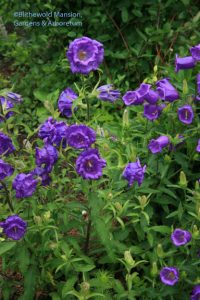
0, 241, 16, 256
149, 226, 171, 234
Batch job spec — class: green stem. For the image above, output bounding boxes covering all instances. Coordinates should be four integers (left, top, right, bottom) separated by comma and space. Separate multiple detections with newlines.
86, 97, 90, 122
0, 180, 14, 212
84, 218, 92, 254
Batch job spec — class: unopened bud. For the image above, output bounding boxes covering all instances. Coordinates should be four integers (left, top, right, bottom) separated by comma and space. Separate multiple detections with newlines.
80, 281, 90, 292
124, 250, 135, 267
123, 109, 129, 127
138, 195, 148, 209
192, 225, 199, 239
151, 261, 158, 277
43, 211, 51, 221
157, 244, 165, 258
179, 171, 187, 188
115, 202, 122, 211
34, 215, 42, 225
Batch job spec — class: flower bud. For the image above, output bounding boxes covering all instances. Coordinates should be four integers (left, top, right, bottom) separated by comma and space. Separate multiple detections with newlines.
124, 250, 135, 267
115, 202, 123, 211
80, 281, 90, 293
156, 244, 165, 258
123, 109, 129, 127
34, 215, 42, 225
192, 225, 199, 239
150, 261, 158, 277
179, 171, 187, 188
43, 211, 51, 221
138, 195, 148, 209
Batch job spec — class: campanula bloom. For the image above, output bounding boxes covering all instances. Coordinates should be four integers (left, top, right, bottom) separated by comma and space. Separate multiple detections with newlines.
122, 83, 150, 106
160, 267, 179, 286
197, 74, 200, 94
190, 44, 200, 61
0, 215, 27, 240
144, 88, 159, 104
6, 92, 23, 103
143, 104, 165, 121
156, 78, 179, 102
58, 87, 78, 118
66, 124, 96, 149
178, 105, 194, 124
196, 139, 200, 152
31, 167, 51, 186
12, 173, 38, 198
191, 285, 200, 300
76, 148, 106, 180
67, 36, 104, 74
148, 136, 169, 154
175, 55, 196, 72
123, 159, 146, 186
171, 228, 191, 246
0, 96, 14, 122
0, 132, 15, 156
0, 159, 14, 180
97, 84, 121, 103
35, 143, 58, 172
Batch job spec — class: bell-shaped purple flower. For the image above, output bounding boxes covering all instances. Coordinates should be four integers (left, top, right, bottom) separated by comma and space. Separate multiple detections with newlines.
148, 135, 169, 154
191, 285, 200, 300
58, 87, 78, 118
38, 117, 68, 148
66, 124, 96, 149
144, 88, 159, 104
190, 44, 200, 61
197, 74, 200, 95
67, 36, 104, 75
76, 148, 106, 180
0, 132, 15, 156
160, 267, 179, 286
0, 215, 27, 240
171, 228, 191, 246
0, 97, 14, 122
196, 139, 200, 152
175, 54, 196, 72
156, 78, 179, 102
12, 173, 38, 198
6, 92, 22, 103
35, 143, 58, 172
122, 83, 150, 106
31, 167, 51, 186
143, 104, 165, 121
178, 105, 194, 124
123, 159, 146, 186
97, 84, 121, 103
0, 159, 14, 180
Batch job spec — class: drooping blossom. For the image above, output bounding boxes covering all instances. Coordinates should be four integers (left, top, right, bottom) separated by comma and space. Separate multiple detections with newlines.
76, 148, 106, 180
66, 36, 104, 74
160, 267, 179, 286
0, 215, 27, 240
12, 173, 38, 198
178, 105, 194, 124
122, 83, 150, 106
97, 84, 121, 103
190, 44, 200, 61
0, 132, 15, 156
175, 55, 196, 72
66, 124, 96, 149
58, 87, 78, 118
0, 159, 14, 180
156, 78, 179, 102
171, 228, 191, 246
148, 136, 169, 154
6, 92, 23, 103
191, 285, 200, 300
123, 159, 146, 186
143, 104, 165, 121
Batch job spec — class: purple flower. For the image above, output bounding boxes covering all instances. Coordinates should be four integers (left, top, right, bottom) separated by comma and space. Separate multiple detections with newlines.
6, 92, 23, 103
156, 78, 179, 102
0, 215, 27, 240
190, 44, 200, 61
0, 159, 14, 180
76, 148, 106, 180
148, 136, 169, 154
0, 96, 14, 122
0, 132, 15, 156
160, 267, 179, 286
171, 228, 191, 246
178, 105, 194, 124
191, 285, 200, 300
175, 55, 196, 72
66, 36, 104, 75
122, 83, 150, 106
38, 117, 68, 148
12, 173, 38, 198
97, 84, 121, 103
143, 104, 165, 121
58, 87, 78, 118
66, 124, 96, 149
123, 159, 146, 186
197, 74, 200, 95
31, 167, 51, 186
144, 88, 159, 104
35, 143, 58, 172
196, 140, 200, 152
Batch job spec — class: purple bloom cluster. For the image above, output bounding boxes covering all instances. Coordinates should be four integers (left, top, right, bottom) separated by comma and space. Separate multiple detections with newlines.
67, 36, 104, 75
148, 135, 169, 154
58, 87, 78, 118
12, 173, 38, 198
38, 117, 68, 148
0, 159, 14, 180
171, 228, 191, 246
123, 159, 146, 186
191, 285, 200, 300
66, 124, 96, 149
0, 215, 27, 240
76, 148, 106, 180
0, 132, 15, 156
160, 267, 179, 286
156, 78, 179, 102
97, 84, 121, 103
122, 83, 150, 106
